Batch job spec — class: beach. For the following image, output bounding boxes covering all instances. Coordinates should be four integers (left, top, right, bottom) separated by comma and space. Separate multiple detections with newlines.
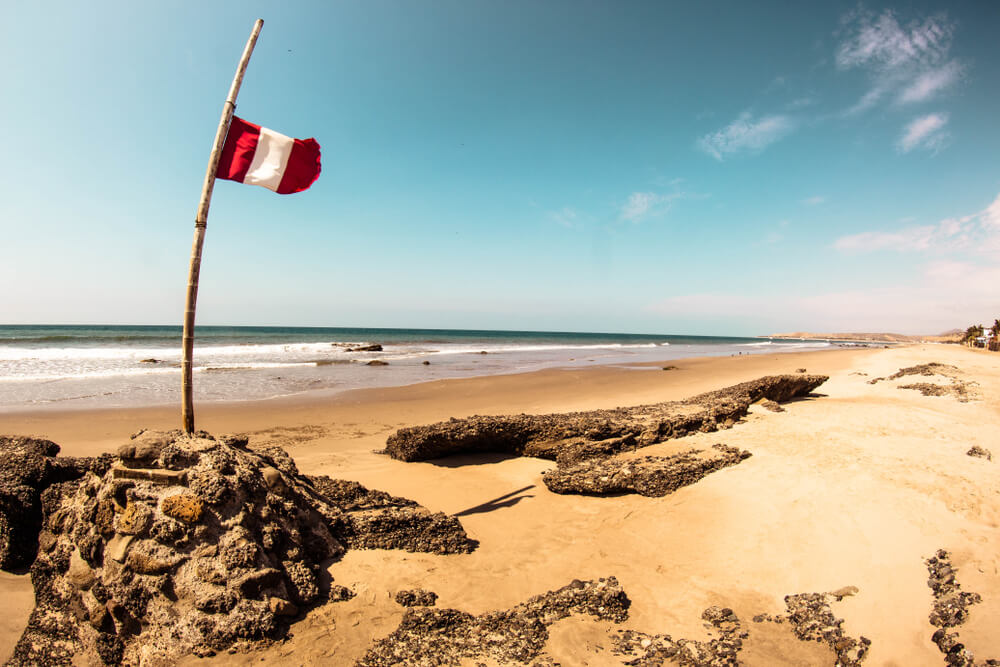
2, 343, 998, 665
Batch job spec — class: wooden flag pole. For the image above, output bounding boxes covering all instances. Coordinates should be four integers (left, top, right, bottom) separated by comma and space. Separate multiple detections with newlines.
182, 19, 263, 434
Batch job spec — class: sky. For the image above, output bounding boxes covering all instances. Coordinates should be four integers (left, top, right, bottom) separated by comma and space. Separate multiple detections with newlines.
1, 1, 998, 336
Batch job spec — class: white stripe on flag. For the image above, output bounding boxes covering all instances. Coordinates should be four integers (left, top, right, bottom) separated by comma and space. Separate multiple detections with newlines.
243, 127, 294, 191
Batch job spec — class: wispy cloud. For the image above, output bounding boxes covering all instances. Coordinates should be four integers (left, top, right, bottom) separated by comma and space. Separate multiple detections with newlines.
834, 191, 1000, 255
547, 207, 578, 228
801, 195, 827, 206
697, 112, 795, 161
897, 60, 963, 104
897, 112, 949, 153
620, 192, 660, 222
836, 10, 964, 115
618, 184, 708, 223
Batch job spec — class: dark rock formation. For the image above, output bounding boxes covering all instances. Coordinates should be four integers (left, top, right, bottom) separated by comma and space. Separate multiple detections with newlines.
357, 577, 629, 666
395, 589, 438, 607
308, 476, 476, 555
924, 549, 998, 666
613, 606, 747, 667
6, 431, 474, 666
753, 591, 871, 666
967, 446, 992, 461
868, 363, 959, 384
899, 382, 977, 402
542, 444, 751, 497
0, 436, 110, 571
384, 375, 827, 463
366, 360, 389, 366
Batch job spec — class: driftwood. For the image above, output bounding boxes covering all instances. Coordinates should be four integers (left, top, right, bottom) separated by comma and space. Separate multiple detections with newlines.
384, 374, 828, 464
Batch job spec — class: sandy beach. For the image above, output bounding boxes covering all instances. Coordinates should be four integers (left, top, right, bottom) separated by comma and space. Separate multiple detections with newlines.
2, 343, 998, 665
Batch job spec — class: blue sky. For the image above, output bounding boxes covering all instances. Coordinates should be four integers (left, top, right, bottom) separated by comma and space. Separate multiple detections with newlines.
2, 1, 998, 335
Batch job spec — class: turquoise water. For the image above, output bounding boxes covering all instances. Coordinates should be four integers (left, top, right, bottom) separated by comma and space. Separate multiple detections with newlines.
0, 325, 834, 410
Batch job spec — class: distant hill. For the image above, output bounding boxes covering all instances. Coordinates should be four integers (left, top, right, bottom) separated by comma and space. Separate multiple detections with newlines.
767, 331, 963, 343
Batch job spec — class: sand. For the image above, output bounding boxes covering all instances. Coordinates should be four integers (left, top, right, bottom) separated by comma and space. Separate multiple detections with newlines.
1, 344, 997, 665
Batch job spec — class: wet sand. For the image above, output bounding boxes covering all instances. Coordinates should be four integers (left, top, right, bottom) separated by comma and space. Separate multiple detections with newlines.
2, 345, 998, 665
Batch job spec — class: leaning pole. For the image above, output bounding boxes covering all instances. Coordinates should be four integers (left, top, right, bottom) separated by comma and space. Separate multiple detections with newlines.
182, 19, 264, 434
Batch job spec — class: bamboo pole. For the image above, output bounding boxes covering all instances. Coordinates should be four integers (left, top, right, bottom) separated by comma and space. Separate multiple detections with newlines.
182, 19, 264, 434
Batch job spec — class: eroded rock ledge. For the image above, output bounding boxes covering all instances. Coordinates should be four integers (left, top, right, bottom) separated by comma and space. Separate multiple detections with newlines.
925, 549, 998, 666
5, 431, 474, 666
384, 374, 827, 464
542, 444, 752, 497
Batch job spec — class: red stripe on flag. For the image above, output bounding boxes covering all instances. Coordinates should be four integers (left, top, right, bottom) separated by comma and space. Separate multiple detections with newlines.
217, 117, 261, 183
276, 137, 322, 195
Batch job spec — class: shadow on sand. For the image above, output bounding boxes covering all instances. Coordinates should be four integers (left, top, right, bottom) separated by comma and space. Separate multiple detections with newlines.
455, 485, 536, 517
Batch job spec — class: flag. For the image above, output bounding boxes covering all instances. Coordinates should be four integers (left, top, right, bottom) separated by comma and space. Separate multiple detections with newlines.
217, 116, 321, 194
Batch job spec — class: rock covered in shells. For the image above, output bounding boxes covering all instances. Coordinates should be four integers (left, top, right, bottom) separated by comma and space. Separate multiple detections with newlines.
6, 431, 475, 666
613, 606, 747, 667
0, 436, 110, 571
395, 588, 438, 607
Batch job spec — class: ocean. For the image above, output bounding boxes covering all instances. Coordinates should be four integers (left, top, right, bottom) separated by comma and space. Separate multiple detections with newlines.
0, 325, 837, 411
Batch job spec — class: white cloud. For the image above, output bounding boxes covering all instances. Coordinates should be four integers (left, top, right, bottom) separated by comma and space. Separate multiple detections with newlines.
897, 60, 963, 104
834, 193, 999, 256
698, 112, 795, 161
620, 192, 659, 222
897, 112, 949, 152
836, 10, 963, 116
646, 261, 1000, 334
836, 10, 953, 72
801, 196, 827, 206
548, 207, 578, 228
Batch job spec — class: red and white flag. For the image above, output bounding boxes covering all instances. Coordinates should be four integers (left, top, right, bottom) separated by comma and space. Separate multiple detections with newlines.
217, 116, 321, 194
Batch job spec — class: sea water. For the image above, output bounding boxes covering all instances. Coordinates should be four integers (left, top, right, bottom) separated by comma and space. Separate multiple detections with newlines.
0, 325, 836, 411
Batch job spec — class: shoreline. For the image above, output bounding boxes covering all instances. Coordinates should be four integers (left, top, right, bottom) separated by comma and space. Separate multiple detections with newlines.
3, 343, 998, 665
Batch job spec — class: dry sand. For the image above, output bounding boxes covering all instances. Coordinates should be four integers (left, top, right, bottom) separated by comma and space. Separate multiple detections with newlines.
1, 344, 997, 665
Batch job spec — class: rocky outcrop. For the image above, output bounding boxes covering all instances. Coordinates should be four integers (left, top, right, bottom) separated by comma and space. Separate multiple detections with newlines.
753, 590, 871, 666
347, 344, 383, 352
613, 606, 747, 667
0, 436, 110, 571
924, 549, 998, 666
394, 589, 438, 607
384, 375, 827, 463
542, 445, 752, 497
6, 431, 474, 666
358, 577, 629, 666
869, 364, 979, 403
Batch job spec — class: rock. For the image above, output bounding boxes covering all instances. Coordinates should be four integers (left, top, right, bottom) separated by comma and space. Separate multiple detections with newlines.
268, 597, 299, 617
967, 446, 992, 461
829, 585, 859, 599
139, 358, 160, 363
106, 534, 136, 563
66, 549, 95, 589
422, 360, 431, 365
753, 592, 870, 666
613, 606, 748, 667
359, 577, 628, 666
758, 398, 785, 412
116, 502, 153, 535
0, 436, 101, 571
111, 465, 187, 486
543, 444, 752, 497
347, 344, 383, 352
796, 368, 807, 373
161, 493, 204, 523
366, 360, 389, 366
260, 466, 288, 492
661, 365, 678, 371
395, 589, 438, 607
384, 375, 827, 463
117, 430, 172, 466
8, 432, 475, 666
